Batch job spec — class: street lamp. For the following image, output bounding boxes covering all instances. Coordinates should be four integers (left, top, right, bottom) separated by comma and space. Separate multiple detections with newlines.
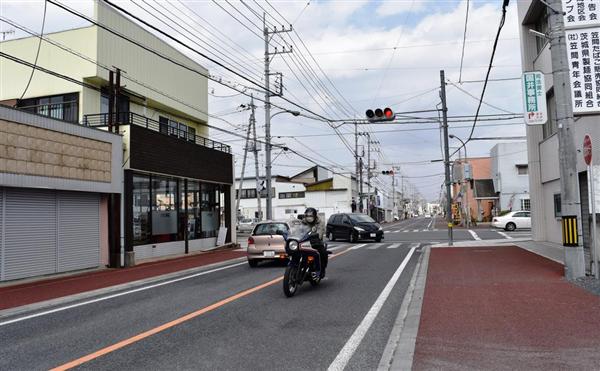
265, 109, 301, 220
449, 134, 470, 227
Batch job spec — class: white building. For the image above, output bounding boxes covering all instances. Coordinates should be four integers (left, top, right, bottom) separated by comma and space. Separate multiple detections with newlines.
491, 142, 530, 213
518, 1, 600, 273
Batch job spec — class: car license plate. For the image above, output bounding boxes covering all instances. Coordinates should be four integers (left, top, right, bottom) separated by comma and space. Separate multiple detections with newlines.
263, 251, 275, 258
370, 233, 376, 238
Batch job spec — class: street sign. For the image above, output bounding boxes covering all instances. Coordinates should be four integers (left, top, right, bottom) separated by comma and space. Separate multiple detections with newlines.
565, 28, 600, 113
563, 0, 600, 29
584, 134, 593, 165
521, 71, 547, 125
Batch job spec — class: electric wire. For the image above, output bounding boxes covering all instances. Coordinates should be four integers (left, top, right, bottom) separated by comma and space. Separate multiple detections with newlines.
458, 0, 470, 83
18, 0, 47, 100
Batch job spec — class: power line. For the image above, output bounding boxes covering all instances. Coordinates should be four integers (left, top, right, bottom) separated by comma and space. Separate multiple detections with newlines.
19, 0, 47, 100
458, 0, 470, 83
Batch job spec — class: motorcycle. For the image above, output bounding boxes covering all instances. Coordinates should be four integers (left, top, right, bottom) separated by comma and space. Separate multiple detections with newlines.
282, 222, 331, 297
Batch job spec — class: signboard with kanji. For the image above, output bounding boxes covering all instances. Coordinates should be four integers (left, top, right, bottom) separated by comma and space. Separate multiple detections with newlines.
563, 0, 600, 29
566, 28, 600, 113
521, 71, 547, 125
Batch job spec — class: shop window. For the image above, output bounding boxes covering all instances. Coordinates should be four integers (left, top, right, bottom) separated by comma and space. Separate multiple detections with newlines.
132, 174, 151, 245
554, 193, 562, 217
184, 180, 202, 240
151, 176, 178, 243
201, 183, 220, 238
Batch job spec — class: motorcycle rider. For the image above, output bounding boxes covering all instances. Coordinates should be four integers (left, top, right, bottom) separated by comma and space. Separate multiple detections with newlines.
301, 207, 328, 278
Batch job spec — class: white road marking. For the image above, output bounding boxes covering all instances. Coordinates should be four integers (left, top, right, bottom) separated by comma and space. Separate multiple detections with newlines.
367, 244, 383, 250
387, 243, 401, 249
468, 229, 482, 241
403, 230, 409, 233
496, 231, 513, 239
412, 229, 419, 232
408, 243, 421, 249
0, 261, 247, 327
349, 243, 367, 250
328, 246, 417, 371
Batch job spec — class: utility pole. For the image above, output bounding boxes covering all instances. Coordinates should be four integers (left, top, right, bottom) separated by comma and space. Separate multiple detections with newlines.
263, 13, 292, 220
235, 102, 254, 219
548, 0, 584, 278
440, 70, 453, 246
250, 96, 263, 221
355, 123, 360, 211
107, 68, 123, 267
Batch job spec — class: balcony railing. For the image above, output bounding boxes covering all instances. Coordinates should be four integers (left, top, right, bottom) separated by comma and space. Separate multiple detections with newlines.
18, 101, 79, 123
83, 112, 231, 154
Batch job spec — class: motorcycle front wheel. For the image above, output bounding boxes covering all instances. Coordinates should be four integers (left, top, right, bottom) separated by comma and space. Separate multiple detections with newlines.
283, 265, 298, 297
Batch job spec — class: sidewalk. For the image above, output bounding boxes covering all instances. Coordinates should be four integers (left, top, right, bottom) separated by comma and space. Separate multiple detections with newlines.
0, 248, 246, 312
410, 246, 600, 370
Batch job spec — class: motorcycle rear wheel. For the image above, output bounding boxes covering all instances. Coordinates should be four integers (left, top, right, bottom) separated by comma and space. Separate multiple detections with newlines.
283, 265, 298, 297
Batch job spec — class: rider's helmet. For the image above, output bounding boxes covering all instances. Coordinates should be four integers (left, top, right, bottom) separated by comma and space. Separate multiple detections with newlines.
304, 207, 318, 224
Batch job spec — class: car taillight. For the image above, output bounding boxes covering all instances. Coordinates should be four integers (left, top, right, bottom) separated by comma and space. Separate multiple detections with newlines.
248, 236, 254, 245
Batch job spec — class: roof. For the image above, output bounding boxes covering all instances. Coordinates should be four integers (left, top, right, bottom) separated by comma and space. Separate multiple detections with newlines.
474, 179, 497, 199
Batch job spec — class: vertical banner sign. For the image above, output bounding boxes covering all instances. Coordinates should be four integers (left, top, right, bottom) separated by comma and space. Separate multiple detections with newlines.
563, 0, 600, 113
521, 71, 547, 125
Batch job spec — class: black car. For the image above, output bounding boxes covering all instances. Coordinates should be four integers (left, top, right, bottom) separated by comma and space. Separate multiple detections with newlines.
326, 213, 383, 243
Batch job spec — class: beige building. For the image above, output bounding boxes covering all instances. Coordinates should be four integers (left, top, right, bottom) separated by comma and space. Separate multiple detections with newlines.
0, 1, 234, 279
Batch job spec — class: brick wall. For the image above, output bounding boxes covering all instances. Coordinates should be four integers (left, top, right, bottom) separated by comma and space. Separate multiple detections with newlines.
0, 119, 112, 182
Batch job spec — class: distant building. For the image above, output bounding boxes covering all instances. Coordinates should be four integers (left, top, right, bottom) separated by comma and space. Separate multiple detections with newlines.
452, 157, 496, 223
491, 142, 530, 213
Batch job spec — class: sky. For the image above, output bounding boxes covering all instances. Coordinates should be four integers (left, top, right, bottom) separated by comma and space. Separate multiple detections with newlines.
0, 0, 525, 202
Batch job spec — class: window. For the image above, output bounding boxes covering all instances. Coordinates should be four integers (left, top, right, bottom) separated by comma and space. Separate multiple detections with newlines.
516, 165, 529, 175
521, 199, 531, 211
201, 183, 220, 238
151, 176, 179, 243
253, 223, 288, 236
18, 93, 79, 123
185, 180, 202, 240
534, 6, 549, 55
544, 91, 558, 139
159, 116, 195, 142
279, 191, 305, 199
236, 188, 274, 199
554, 193, 562, 217
285, 209, 298, 214
260, 187, 276, 198
132, 174, 151, 245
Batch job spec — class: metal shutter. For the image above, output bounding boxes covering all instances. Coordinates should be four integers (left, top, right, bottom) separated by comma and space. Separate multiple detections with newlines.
0, 188, 3, 281
3, 188, 57, 281
57, 192, 100, 272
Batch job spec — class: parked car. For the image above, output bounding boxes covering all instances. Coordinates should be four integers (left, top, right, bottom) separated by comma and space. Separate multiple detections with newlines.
237, 218, 258, 233
326, 213, 383, 242
492, 211, 531, 231
247, 220, 298, 267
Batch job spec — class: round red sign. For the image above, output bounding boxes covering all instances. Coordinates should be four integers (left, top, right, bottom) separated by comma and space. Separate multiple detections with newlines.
584, 134, 593, 165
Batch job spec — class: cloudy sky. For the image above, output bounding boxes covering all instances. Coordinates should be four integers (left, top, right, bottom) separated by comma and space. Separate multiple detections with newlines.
0, 0, 524, 202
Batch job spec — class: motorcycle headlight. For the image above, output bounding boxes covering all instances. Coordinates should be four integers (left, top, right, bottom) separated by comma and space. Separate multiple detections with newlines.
288, 240, 299, 251
354, 226, 365, 232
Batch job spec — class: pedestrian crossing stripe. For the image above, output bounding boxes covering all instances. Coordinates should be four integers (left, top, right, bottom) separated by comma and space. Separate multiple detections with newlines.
348, 242, 422, 250
387, 243, 401, 249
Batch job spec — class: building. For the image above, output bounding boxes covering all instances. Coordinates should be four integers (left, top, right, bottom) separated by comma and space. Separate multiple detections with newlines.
517, 0, 599, 273
236, 175, 306, 220
0, 106, 122, 281
1, 1, 234, 271
491, 142, 530, 213
452, 157, 496, 223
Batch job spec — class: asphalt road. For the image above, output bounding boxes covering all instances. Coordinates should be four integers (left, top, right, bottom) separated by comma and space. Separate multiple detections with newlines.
0, 217, 528, 370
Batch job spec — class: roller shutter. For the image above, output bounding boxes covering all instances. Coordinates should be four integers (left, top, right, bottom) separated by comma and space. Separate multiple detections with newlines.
0, 188, 101, 282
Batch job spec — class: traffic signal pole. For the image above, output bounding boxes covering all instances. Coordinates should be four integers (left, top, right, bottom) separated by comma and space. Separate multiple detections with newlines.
440, 70, 453, 246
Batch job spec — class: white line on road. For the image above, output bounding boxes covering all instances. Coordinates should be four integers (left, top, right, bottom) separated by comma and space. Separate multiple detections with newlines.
468, 229, 482, 241
387, 243, 401, 249
413, 229, 419, 232
328, 246, 417, 371
402, 230, 409, 233
367, 244, 383, 250
0, 261, 247, 327
408, 243, 421, 249
496, 231, 513, 239
349, 244, 367, 250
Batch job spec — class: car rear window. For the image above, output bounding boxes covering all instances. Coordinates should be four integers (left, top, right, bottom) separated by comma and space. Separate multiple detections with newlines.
349, 214, 376, 223
253, 223, 289, 236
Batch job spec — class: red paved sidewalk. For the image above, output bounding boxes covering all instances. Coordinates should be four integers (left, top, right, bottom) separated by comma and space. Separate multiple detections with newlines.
0, 249, 245, 311
414, 246, 600, 370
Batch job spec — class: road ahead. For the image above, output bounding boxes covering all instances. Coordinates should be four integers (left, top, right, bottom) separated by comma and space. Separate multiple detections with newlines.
0, 217, 528, 370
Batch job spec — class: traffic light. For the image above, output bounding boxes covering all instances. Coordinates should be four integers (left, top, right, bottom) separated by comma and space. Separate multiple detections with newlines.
366, 107, 395, 122
382, 170, 394, 175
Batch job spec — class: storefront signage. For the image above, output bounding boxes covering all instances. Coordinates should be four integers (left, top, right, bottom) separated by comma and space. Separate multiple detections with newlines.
563, 0, 600, 29
566, 28, 600, 113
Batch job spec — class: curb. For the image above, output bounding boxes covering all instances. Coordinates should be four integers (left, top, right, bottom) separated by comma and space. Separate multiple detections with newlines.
0, 256, 247, 321
378, 246, 430, 371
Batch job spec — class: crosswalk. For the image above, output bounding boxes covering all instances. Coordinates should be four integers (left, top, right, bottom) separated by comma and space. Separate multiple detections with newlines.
384, 229, 439, 233
329, 242, 428, 251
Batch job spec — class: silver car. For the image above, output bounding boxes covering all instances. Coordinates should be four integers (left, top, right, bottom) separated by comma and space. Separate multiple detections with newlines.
237, 218, 258, 233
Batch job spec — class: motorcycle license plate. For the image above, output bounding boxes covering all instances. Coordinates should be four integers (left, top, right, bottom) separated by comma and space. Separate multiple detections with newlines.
370, 233, 376, 238
263, 251, 275, 257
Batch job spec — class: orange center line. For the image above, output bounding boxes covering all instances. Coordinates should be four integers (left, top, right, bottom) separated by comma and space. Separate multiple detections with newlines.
50, 248, 352, 370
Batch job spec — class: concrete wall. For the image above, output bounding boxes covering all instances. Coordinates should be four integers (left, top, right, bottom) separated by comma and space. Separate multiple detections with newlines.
491, 142, 530, 211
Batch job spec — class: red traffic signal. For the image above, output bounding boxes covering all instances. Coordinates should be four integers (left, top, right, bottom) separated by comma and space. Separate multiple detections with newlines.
366, 107, 395, 122
382, 170, 394, 175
